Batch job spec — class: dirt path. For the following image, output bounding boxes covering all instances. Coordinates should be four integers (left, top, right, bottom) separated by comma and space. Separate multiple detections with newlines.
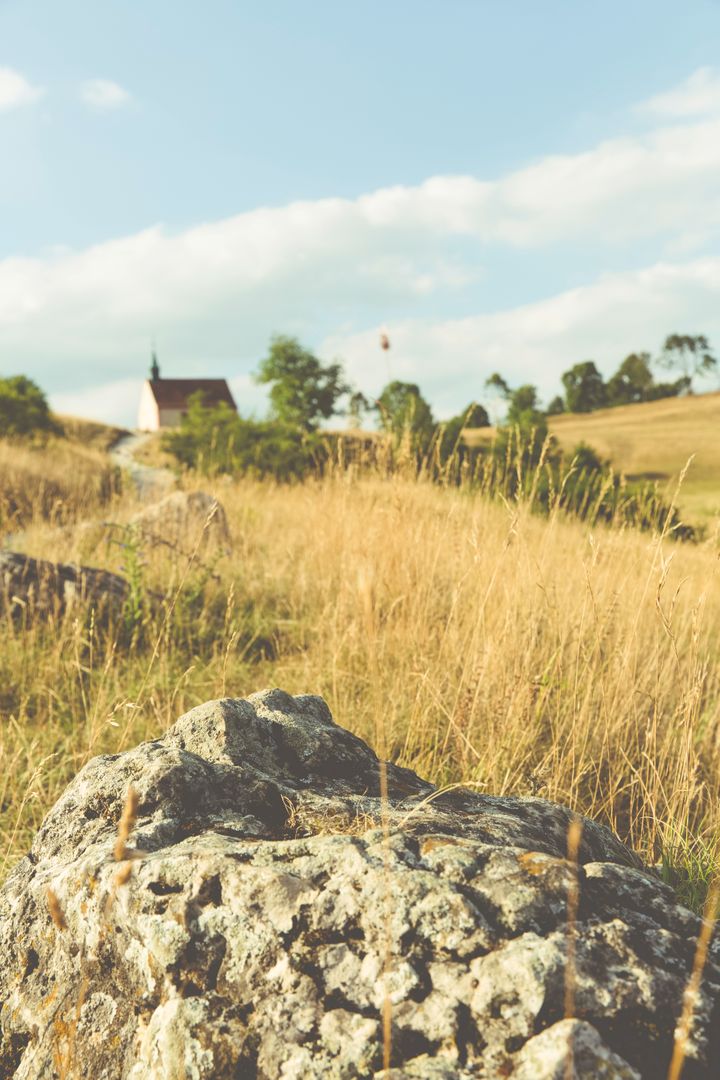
110, 432, 176, 502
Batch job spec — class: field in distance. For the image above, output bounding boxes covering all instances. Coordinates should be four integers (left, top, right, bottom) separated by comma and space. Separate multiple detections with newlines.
465, 392, 720, 525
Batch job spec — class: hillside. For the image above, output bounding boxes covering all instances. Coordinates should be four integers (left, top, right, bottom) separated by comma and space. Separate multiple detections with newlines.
0, 416, 126, 533
465, 392, 720, 524
549, 393, 720, 523
55, 414, 128, 451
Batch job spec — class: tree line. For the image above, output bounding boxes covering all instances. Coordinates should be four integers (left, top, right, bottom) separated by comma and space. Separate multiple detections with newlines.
0, 330, 714, 444
544, 334, 716, 416
250, 331, 717, 435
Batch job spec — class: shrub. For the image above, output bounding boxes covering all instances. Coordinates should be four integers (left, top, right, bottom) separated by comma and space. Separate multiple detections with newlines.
163, 394, 328, 480
0, 376, 56, 438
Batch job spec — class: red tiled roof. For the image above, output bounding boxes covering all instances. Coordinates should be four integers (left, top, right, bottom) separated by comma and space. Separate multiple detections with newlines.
148, 379, 237, 411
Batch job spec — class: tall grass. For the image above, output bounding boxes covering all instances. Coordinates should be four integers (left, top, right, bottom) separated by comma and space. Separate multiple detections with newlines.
0, 436, 121, 532
1, 444, 720, 908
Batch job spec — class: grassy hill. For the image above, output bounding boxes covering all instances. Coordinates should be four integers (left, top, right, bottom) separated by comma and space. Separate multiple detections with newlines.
56, 414, 127, 451
466, 392, 720, 525
0, 415, 126, 533
550, 393, 720, 524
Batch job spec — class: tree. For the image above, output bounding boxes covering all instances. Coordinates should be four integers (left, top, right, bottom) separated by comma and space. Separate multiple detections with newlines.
347, 390, 370, 429
606, 353, 654, 406
482, 377, 546, 438
546, 395, 565, 415
375, 381, 435, 442
561, 361, 608, 413
507, 384, 540, 424
484, 372, 511, 399
463, 402, 490, 428
645, 375, 691, 401
0, 375, 55, 437
255, 335, 350, 431
657, 334, 717, 389
436, 403, 490, 464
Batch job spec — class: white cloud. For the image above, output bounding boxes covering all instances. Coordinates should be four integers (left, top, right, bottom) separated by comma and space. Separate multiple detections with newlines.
49, 371, 269, 430
323, 258, 720, 417
638, 67, 720, 119
50, 377, 143, 426
0, 67, 43, 112
46, 258, 720, 427
80, 79, 131, 109
4, 68, 720, 425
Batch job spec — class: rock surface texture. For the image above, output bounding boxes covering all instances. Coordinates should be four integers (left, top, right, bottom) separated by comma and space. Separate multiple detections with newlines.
0, 550, 128, 621
130, 490, 231, 553
0, 690, 717, 1078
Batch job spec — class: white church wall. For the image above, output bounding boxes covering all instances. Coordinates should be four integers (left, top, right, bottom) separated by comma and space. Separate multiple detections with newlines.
137, 381, 160, 431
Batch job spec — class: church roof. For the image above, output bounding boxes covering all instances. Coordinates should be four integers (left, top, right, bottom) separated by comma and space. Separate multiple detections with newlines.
147, 378, 237, 411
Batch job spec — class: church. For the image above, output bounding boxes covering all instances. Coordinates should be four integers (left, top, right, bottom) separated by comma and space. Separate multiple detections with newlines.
137, 353, 237, 431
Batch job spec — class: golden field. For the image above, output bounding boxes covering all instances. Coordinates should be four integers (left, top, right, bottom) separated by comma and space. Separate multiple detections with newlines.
464, 391, 720, 525
2, 423, 720, 909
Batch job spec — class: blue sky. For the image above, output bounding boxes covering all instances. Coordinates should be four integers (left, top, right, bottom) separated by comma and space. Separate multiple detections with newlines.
1, 0, 720, 425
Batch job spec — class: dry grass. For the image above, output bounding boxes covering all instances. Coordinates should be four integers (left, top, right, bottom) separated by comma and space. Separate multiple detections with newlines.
465, 392, 720, 524
2, 455, 720, 906
0, 435, 121, 532
55, 414, 127, 452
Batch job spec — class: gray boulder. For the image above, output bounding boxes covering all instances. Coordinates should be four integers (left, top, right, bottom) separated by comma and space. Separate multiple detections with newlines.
129, 490, 231, 553
0, 550, 128, 621
0, 690, 717, 1078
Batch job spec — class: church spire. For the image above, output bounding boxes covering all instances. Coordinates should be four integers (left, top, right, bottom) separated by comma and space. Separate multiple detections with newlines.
150, 347, 160, 382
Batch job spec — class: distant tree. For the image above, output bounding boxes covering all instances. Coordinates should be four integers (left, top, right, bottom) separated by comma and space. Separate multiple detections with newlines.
645, 375, 691, 401
375, 380, 435, 443
507, 384, 540, 424
481, 377, 547, 439
546, 395, 565, 416
606, 351, 691, 406
561, 361, 608, 413
347, 390, 370, 429
657, 334, 717, 389
606, 353, 655, 406
436, 403, 490, 464
0, 375, 55, 437
463, 402, 490, 428
484, 372, 511, 399
255, 335, 350, 431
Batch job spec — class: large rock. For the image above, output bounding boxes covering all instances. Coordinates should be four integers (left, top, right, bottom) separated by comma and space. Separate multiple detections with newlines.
0, 690, 717, 1078
0, 550, 128, 621
129, 490, 231, 553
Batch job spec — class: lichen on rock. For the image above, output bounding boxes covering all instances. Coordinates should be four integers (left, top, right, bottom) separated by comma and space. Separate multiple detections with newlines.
0, 689, 717, 1078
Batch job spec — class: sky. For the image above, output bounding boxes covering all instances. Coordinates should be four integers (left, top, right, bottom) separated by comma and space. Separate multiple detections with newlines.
1, 0, 720, 427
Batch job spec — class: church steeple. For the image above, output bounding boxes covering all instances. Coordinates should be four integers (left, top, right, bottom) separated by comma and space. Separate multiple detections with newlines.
150, 348, 160, 382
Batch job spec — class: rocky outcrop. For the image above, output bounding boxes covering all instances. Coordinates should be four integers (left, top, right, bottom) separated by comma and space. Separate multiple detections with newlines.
0, 550, 128, 621
130, 490, 231, 553
0, 690, 717, 1078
